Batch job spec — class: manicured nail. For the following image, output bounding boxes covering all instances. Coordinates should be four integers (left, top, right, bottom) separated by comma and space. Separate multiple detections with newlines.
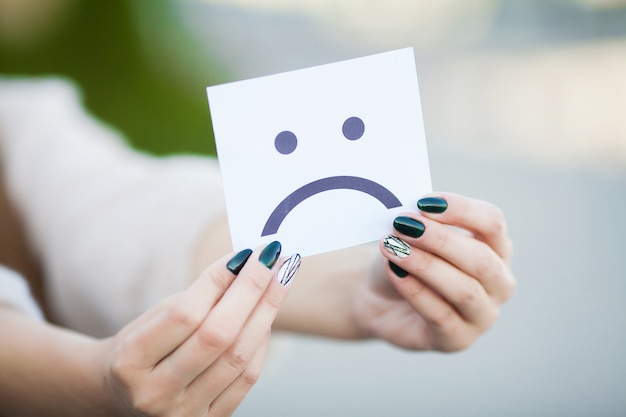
388, 261, 409, 278
417, 197, 448, 214
393, 216, 425, 238
226, 248, 253, 275
383, 235, 411, 259
259, 241, 282, 269
277, 254, 301, 287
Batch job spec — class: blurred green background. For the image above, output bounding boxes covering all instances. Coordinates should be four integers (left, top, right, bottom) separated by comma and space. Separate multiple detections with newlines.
0, 0, 224, 156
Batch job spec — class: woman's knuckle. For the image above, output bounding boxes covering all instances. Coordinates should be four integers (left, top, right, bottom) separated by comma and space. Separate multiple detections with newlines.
241, 365, 261, 387
448, 336, 474, 352
129, 386, 168, 415
412, 250, 435, 275
110, 346, 133, 383
247, 271, 269, 294
404, 279, 428, 299
442, 326, 481, 352
456, 283, 482, 309
501, 273, 518, 302
490, 263, 517, 303
262, 290, 283, 310
130, 394, 152, 415
225, 347, 252, 373
473, 247, 497, 278
489, 207, 507, 236
167, 304, 202, 330
431, 227, 448, 251
427, 306, 456, 331
208, 269, 232, 294
197, 324, 232, 351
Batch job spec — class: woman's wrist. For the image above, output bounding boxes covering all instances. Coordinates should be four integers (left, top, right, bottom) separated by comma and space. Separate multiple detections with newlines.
0, 308, 113, 417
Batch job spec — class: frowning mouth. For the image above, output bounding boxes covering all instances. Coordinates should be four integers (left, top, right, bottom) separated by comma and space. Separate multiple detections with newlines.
261, 175, 402, 236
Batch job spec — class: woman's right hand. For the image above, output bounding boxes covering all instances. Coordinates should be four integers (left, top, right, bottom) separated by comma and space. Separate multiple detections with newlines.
98, 241, 300, 417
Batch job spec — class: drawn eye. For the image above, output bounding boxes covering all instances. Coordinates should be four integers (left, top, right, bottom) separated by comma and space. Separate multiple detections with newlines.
275, 130, 298, 155
342, 116, 365, 141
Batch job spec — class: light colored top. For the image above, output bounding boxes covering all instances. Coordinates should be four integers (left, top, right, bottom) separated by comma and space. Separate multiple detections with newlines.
0, 77, 226, 337
0, 265, 44, 319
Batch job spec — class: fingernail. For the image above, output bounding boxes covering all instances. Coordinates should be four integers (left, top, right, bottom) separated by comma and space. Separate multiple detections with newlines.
226, 248, 253, 275
388, 261, 409, 278
277, 254, 301, 287
393, 216, 425, 238
383, 235, 411, 259
259, 241, 282, 269
417, 197, 448, 214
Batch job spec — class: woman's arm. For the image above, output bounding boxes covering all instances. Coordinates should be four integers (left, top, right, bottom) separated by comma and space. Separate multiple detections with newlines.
1, 242, 301, 417
0, 307, 106, 417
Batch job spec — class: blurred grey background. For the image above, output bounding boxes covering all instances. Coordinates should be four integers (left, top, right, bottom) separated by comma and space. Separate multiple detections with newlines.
180, 1, 626, 416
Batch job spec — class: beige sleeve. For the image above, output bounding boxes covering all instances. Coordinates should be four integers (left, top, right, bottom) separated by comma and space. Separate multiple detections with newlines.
0, 265, 44, 320
0, 77, 226, 337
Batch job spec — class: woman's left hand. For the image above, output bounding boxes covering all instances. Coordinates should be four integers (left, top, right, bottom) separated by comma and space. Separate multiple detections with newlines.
352, 192, 516, 352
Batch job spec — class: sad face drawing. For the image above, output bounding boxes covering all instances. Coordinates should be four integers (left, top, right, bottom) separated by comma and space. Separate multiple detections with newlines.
207, 48, 431, 256
262, 116, 403, 237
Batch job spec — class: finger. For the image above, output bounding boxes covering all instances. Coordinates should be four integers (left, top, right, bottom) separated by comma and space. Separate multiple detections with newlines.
392, 214, 516, 301
184, 254, 300, 403
207, 334, 271, 417
119, 250, 249, 369
154, 241, 282, 385
382, 235, 495, 324
382, 256, 469, 351
417, 192, 514, 263
114, 293, 179, 341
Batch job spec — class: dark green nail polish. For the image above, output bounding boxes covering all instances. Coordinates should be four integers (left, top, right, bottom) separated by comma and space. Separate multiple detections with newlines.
417, 197, 448, 214
389, 261, 409, 278
259, 241, 282, 269
393, 216, 425, 238
227, 249, 253, 275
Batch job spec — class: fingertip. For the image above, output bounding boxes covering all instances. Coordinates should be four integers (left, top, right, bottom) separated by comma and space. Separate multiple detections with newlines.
226, 248, 253, 275
258, 241, 282, 269
388, 261, 409, 278
276, 253, 302, 287
393, 215, 425, 238
417, 196, 448, 214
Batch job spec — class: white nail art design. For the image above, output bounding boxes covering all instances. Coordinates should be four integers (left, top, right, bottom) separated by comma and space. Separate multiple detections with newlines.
383, 235, 411, 259
277, 254, 301, 287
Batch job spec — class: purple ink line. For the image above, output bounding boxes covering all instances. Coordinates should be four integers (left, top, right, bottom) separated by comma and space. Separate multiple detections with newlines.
261, 175, 402, 236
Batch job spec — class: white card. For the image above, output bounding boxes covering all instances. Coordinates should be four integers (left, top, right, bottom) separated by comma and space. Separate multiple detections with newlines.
207, 47, 431, 257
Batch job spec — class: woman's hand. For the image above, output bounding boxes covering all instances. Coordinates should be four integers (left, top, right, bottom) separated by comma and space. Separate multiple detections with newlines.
99, 242, 301, 417
353, 192, 516, 352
